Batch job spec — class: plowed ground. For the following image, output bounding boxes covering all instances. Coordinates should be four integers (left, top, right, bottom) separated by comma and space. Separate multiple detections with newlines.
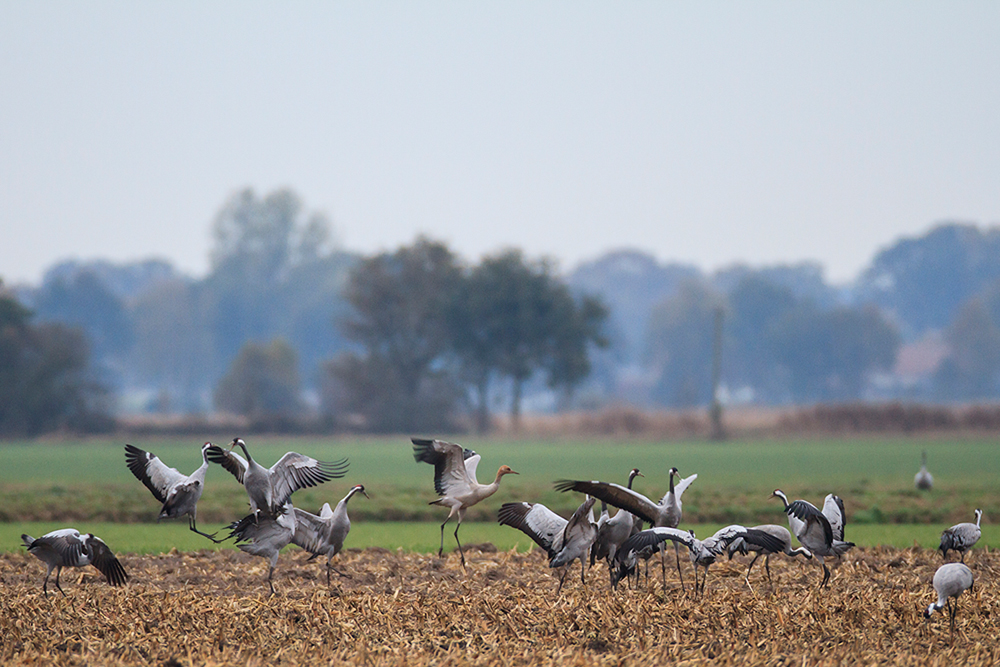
1, 546, 998, 666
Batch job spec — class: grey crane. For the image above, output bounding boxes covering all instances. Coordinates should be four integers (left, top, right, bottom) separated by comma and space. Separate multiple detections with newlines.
914, 450, 933, 491
939, 509, 982, 562
555, 467, 697, 591
590, 468, 644, 573
726, 523, 812, 590
924, 562, 974, 636
613, 525, 785, 596
125, 442, 222, 542
413, 437, 518, 567
227, 501, 297, 594
21, 529, 128, 596
772, 489, 854, 587
291, 484, 369, 584
208, 437, 349, 519
497, 495, 597, 592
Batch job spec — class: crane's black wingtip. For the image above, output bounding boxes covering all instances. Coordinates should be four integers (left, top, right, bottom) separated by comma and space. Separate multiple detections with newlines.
553, 479, 579, 493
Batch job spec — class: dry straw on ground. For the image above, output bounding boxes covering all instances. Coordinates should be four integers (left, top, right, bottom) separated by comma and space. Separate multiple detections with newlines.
1, 546, 998, 666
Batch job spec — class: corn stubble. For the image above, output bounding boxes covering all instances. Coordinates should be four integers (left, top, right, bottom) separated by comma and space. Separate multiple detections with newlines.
1, 546, 998, 666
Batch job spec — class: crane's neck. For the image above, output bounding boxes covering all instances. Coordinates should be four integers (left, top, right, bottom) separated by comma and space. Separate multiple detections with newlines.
669, 472, 676, 494
774, 490, 789, 510
975, 510, 982, 527
237, 441, 253, 463
628, 471, 639, 489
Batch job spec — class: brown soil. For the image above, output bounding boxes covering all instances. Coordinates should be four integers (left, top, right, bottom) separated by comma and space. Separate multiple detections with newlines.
2, 547, 998, 665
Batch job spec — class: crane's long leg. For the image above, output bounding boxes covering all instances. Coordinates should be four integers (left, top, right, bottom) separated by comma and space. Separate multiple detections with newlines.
674, 542, 685, 592
580, 558, 586, 585
556, 567, 570, 594
454, 522, 466, 568
189, 516, 223, 543
744, 553, 760, 586
53, 566, 67, 597
765, 554, 773, 583
820, 560, 831, 588
436, 515, 454, 558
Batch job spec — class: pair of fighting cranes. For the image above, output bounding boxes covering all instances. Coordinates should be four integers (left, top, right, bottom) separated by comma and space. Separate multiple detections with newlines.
23, 438, 366, 596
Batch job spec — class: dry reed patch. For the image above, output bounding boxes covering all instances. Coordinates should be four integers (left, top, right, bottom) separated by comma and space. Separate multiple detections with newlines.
2, 547, 999, 666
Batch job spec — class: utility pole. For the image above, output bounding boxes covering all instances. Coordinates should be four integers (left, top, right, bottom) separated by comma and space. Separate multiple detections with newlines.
709, 305, 726, 441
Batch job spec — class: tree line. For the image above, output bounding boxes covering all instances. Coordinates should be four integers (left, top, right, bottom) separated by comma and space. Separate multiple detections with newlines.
5, 189, 1000, 437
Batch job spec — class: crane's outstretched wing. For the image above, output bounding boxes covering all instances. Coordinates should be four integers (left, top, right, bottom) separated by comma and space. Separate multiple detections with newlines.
291, 507, 327, 555
498, 502, 568, 557
125, 444, 186, 504
554, 479, 661, 526
206, 445, 248, 484
269, 452, 349, 508
618, 526, 695, 556
674, 473, 698, 500
822, 494, 847, 542
786, 500, 834, 547
87, 536, 128, 586
708, 525, 786, 556
412, 438, 477, 497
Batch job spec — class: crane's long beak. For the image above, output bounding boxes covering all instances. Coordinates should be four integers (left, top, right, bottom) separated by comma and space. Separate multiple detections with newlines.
361, 489, 370, 499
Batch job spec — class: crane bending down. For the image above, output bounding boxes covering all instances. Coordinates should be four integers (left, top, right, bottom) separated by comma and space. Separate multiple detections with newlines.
125, 442, 222, 542
726, 524, 812, 590
939, 509, 982, 562
772, 490, 854, 587
555, 467, 697, 592
413, 437, 518, 567
22, 529, 128, 596
924, 562, 974, 636
291, 484, 369, 584
227, 501, 296, 595
614, 525, 784, 595
208, 438, 349, 519
498, 496, 597, 592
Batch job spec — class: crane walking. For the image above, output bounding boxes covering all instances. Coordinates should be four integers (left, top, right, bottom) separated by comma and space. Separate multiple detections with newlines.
413, 437, 518, 567
939, 509, 982, 562
125, 442, 222, 542
22, 529, 128, 596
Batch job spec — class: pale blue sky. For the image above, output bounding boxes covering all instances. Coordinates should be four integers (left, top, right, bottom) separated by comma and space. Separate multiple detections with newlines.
2, 2, 998, 285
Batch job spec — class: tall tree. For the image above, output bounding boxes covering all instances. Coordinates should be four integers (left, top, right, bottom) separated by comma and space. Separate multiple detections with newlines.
449, 250, 607, 431
0, 285, 112, 435
214, 339, 304, 419
328, 237, 462, 433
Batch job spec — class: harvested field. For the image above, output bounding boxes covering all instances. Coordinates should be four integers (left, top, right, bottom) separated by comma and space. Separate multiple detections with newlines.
2, 547, 999, 666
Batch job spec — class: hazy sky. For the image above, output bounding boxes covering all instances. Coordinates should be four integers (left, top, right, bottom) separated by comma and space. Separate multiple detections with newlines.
2, 2, 999, 286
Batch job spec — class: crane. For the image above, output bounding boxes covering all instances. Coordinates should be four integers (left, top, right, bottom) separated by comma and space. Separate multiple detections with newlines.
914, 450, 933, 491
498, 495, 597, 592
613, 525, 784, 596
726, 523, 812, 590
124, 442, 222, 542
939, 509, 982, 562
291, 484, 369, 584
590, 468, 643, 581
227, 501, 297, 595
207, 437, 349, 519
555, 466, 697, 591
21, 529, 128, 596
924, 562, 975, 637
772, 489, 854, 587
412, 437, 518, 567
